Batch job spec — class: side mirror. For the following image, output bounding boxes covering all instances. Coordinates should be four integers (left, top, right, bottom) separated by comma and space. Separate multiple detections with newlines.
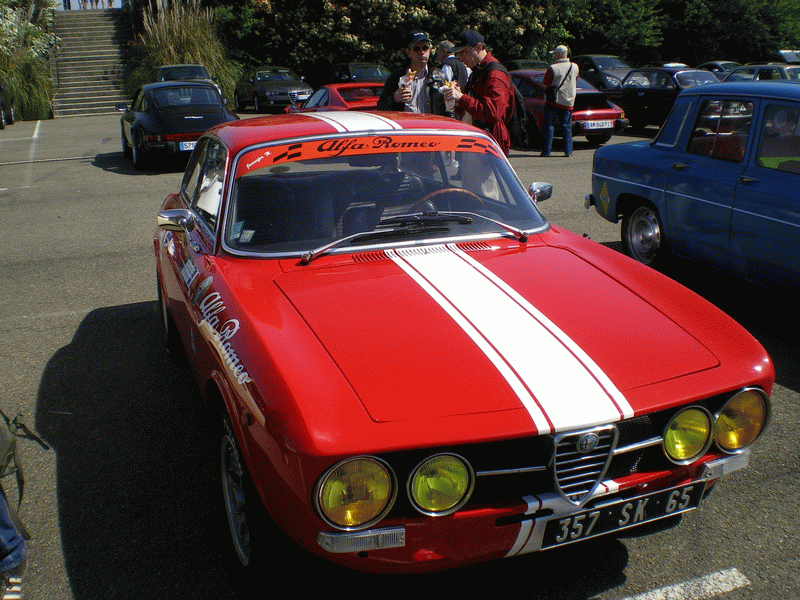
115, 102, 128, 112
158, 209, 196, 233
529, 182, 553, 203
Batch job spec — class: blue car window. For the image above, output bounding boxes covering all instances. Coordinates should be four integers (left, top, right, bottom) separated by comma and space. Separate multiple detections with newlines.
688, 99, 752, 162
655, 97, 693, 147
757, 103, 800, 174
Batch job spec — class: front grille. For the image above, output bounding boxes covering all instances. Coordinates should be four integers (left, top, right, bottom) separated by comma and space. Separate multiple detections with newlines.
553, 426, 618, 506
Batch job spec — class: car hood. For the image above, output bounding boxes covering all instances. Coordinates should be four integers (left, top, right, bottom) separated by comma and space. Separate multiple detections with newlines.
273, 242, 723, 433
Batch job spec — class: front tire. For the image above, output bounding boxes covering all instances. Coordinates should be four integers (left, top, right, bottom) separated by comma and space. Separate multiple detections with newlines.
221, 415, 252, 567
622, 204, 667, 267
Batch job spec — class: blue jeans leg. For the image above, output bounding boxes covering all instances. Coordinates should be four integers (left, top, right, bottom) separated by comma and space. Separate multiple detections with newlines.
0, 495, 24, 572
561, 109, 573, 156
542, 105, 555, 155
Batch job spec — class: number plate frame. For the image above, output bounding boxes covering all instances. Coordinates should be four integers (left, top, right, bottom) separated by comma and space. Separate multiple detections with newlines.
542, 482, 706, 549
584, 119, 614, 130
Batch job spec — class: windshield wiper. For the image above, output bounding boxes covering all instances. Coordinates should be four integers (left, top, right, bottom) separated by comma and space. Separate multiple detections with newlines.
379, 212, 473, 226
300, 222, 451, 265
426, 210, 530, 242
300, 210, 527, 265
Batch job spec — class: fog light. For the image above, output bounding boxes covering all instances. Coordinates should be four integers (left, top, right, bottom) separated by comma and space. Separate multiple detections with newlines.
408, 454, 474, 516
715, 388, 769, 453
315, 457, 396, 530
664, 407, 713, 464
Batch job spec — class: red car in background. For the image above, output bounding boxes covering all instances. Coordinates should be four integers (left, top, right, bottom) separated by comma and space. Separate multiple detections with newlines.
511, 69, 629, 147
285, 82, 384, 113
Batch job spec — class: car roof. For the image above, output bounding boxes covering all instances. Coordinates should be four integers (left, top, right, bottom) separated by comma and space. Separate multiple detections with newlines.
678, 81, 800, 98
157, 63, 206, 69
142, 80, 220, 92
208, 111, 487, 155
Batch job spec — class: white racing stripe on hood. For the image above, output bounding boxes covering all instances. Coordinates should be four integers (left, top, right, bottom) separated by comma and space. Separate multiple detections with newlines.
305, 111, 402, 132
389, 245, 633, 434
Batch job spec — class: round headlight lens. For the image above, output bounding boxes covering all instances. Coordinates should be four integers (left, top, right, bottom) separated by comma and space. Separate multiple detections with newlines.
408, 454, 474, 516
664, 407, 713, 464
715, 389, 769, 453
316, 457, 395, 530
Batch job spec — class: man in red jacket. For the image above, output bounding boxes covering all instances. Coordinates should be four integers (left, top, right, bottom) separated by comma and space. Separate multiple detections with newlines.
443, 30, 513, 155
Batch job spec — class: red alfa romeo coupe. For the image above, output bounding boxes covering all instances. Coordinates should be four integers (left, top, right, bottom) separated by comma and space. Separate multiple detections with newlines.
154, 111, 773, 573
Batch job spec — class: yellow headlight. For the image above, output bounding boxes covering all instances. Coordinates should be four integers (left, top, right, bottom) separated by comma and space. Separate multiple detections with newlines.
409, 454, 474, 516
715, 389, 769, 453
316, 457, 395, 530
664, 407, 713, 464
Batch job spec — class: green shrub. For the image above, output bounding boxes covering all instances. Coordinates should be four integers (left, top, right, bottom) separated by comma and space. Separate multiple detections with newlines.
126, 1, 241, 103
0, 0, 56, 120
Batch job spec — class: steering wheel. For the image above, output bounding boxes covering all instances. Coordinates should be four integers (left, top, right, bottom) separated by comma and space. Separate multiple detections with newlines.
410, 188, 484, 212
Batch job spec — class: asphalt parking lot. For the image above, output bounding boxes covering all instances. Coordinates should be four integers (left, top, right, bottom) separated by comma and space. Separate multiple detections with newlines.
1, 115, 798, 599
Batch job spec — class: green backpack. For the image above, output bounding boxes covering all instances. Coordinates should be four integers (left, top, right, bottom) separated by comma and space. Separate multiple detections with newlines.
0, 408, 49, 540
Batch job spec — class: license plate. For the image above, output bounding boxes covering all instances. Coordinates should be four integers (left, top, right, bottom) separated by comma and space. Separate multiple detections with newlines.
584, 120, 613, 130
542, 483, 705, 549
179, 141, 197, 151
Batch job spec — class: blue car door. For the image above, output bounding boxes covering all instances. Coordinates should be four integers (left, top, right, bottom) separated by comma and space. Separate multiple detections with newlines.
663, 97, 754, 267
729, 100, 800, 288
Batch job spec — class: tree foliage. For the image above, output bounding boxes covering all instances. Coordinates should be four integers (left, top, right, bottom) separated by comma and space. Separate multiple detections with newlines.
0, 0, 56, 120
127, 0, 241, 100
214, 0, 547, 78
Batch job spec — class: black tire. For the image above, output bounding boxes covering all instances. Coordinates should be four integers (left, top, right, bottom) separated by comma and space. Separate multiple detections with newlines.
220, 415, 253, 567
6, 104, 14, 125
132, 131, 149, 170
621, 204, 667, 267
157, 276, 184, 358
586, 132, 613, 147
121, 127, 132, 159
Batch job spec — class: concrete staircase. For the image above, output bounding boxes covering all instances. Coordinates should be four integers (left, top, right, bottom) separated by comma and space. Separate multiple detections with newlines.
52, 9, 132, 117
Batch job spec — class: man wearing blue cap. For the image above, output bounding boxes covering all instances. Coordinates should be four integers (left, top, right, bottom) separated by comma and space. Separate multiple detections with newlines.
378, 30, 448, 115
442, 29, 514, 155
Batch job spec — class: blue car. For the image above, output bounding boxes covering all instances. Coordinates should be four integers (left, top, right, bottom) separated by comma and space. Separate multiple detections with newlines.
586, 82, 800, 290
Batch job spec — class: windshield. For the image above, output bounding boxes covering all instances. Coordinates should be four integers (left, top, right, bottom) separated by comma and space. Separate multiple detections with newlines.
152, 86, 220, 107
595, 57, 630, 70
225, 134, 547, 255
339, 86, 383, 102
675, 70, 719, 88
350, 64, 390, 79
256, 68, 300, 82
159, 65, 209, 81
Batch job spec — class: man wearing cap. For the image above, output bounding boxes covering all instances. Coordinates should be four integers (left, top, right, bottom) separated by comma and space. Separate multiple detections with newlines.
541, 44, 578, 156
442, 29, 514, 155
436, 40, 469, 90
378, 30, 448, 115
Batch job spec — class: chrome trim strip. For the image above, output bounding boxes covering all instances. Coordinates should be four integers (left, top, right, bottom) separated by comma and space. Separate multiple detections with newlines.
476, 466, 547, 477
613, 436, 662, 455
